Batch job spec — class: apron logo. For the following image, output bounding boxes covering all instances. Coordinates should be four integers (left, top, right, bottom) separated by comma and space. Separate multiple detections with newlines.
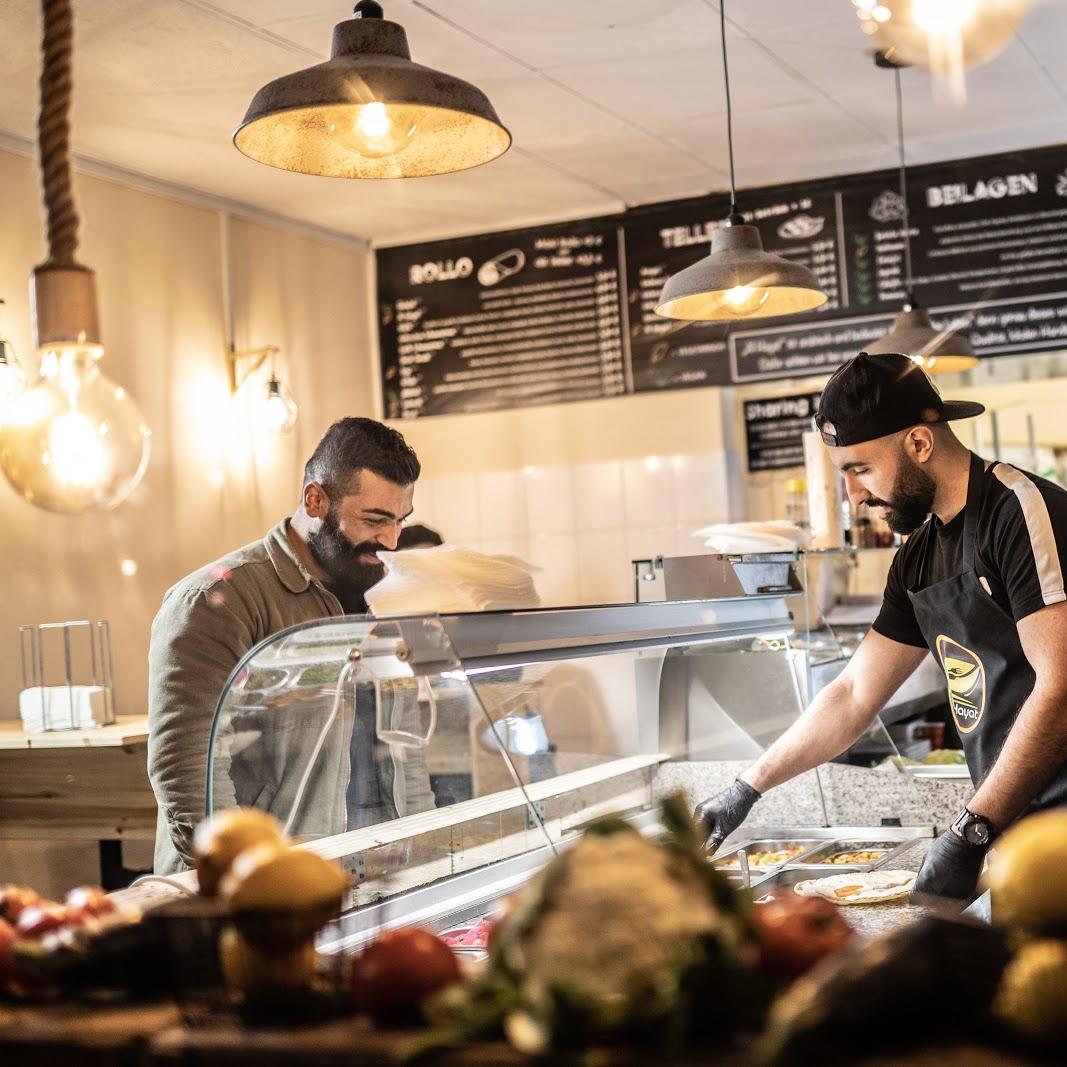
935, 635, 986, 734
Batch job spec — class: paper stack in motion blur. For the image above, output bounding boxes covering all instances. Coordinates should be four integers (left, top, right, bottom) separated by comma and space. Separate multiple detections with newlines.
691, 520, 809, 554
18, 618, 117, 732
19, 685, 114, 732
367, 546, 541, 615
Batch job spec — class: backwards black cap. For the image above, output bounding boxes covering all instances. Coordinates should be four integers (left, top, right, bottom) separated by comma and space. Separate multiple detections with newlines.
815, 352, 985, 448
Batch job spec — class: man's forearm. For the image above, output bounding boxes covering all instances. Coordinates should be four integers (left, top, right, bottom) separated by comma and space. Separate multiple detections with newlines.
970, 682, 1067, 827
742, 674, 877, 794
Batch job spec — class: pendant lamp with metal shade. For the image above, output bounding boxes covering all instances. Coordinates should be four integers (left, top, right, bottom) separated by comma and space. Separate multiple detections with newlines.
655, 0, 828, 322
865, 55, 978, 375
234, 1, 511, 180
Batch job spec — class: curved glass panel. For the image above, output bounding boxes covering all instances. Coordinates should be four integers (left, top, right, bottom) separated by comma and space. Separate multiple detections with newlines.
209, 615, 522, 837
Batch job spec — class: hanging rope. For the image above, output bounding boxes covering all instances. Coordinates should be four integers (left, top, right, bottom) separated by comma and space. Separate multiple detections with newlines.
37, 0, 80, 269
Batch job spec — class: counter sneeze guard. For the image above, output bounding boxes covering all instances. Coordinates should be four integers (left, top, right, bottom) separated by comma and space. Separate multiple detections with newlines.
205, 594, 914, 950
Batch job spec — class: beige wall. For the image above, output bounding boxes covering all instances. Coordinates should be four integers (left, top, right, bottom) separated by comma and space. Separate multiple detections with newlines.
0, 148, 377, 725
390, 388, 735, 605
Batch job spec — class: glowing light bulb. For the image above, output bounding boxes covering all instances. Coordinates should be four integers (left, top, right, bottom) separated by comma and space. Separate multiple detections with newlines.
120, 558, 139, 578
0, 352, 27, 406
332, 102, 421, 159
862, 0, 1032, 88
913, 0, 978, 34
0, 345, 150, 512
721, 285, 771, 317
256, 376, 298, 433
49, 412, 108, 488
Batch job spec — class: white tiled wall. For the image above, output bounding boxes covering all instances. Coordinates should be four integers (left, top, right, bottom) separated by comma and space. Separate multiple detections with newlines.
410, 450, 731, 606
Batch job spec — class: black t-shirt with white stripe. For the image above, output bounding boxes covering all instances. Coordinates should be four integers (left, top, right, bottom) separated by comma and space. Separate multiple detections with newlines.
873, 462, 1067, 649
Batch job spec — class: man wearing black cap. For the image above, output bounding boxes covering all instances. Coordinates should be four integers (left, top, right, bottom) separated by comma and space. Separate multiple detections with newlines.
696, 352, 1067, 902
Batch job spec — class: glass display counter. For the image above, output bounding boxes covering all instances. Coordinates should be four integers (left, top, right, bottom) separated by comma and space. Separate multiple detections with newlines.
207, 594, 822, 947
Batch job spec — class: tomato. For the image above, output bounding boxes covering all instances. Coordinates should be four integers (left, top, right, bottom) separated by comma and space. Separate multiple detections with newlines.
0, 918, 15, 978
65, 886, 116, 918
350, 927, 461, 1022
15, 904, 68, 940
752, 895, 854, 982
0, 886, 42, 924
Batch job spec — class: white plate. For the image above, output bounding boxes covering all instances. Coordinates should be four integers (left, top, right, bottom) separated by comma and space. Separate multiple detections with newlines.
902, 764, 972, 779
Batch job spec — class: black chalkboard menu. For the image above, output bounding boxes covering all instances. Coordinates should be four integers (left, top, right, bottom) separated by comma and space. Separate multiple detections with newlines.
376, 144, 1067, 417
839, 147, 1067, 356
624, 183, 845, 390
377, 218, 627, 419
743, 392, 822, 473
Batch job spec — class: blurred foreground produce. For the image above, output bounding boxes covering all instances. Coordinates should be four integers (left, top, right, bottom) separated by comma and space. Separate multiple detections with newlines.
750, 896, 854, 983
994, 939, 1067, 1046
0, 882, 143, 998
762, 916, 1012, 1065
192, 809, 348, 1007
984, 809, 1067, 934
984, 809, 1067, 1047
415, 795, 775, 1056
350, 928, 461, 1022
194, 807, 285, 898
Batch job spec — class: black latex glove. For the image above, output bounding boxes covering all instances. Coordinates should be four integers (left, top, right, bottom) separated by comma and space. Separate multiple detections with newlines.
911, 829, 988, 903
694, 778, 761, 851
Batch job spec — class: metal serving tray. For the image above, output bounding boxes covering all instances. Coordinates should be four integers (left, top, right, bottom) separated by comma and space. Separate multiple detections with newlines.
788, 838, 911, 871
749, 864, 866, 903
715, 825, 931, 872
711, 838, 826, 874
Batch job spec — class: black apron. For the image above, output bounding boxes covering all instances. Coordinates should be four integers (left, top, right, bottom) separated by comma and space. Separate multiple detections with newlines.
907, 451, 1067, 813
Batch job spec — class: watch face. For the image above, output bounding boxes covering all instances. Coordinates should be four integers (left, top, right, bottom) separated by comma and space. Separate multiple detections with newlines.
963, 819, 990, 846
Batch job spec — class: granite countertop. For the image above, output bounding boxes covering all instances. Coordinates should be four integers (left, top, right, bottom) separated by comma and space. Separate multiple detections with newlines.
826, 837, 931, 937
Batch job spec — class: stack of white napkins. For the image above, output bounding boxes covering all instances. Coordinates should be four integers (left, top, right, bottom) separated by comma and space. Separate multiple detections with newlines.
691, 521, 810, 554
367, 546, 541, 615
19, 685, 114, 732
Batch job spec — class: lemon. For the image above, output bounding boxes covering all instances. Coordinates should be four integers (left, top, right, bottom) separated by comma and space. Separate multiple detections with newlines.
193, 808, 283, 898
994, 939, 1067, 1043
983, 810, 1067, 932
221, 843, 348, 911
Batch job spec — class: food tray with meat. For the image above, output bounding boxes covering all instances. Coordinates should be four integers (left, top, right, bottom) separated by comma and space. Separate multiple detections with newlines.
788, 839, 909, 870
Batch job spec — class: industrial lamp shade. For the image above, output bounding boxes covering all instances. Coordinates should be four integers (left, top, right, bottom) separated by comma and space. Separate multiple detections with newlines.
866, 305, 978, 375
233, 6, 511, 179
655, 223, 829, 321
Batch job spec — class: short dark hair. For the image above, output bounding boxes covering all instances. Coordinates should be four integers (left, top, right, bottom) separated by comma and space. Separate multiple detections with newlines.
396, 523, 443, 549
303, 417, 420, 499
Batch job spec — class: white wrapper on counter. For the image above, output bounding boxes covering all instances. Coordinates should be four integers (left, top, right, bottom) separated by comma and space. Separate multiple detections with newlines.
366, 545, 541, 615
691, 520, 809, 554
19, 685, 114, 732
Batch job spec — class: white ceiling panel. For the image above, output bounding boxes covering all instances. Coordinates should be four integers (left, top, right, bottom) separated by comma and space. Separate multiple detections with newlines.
0, 0, 1063, 246
415, 0, 736, 71
545, 38, 805, 128
206, 0, 526, 81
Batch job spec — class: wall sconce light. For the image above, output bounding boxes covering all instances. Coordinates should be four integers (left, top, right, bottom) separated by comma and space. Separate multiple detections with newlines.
0, 0, 150, 513
0, 300, 28, 406
228, 343, 298, 434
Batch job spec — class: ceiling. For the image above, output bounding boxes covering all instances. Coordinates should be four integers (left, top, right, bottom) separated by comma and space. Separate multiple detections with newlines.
1, 0, 1064, 248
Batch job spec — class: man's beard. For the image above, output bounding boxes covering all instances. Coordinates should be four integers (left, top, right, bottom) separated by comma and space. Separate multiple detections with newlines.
865, 455, 936, 534
307, 508, 386, 613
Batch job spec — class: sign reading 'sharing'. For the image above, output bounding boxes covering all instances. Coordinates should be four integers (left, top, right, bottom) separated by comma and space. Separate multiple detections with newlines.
935, 634, 986, 734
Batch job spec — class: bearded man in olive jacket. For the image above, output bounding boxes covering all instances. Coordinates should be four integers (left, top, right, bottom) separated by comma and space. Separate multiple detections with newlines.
148, 417, 435, 873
